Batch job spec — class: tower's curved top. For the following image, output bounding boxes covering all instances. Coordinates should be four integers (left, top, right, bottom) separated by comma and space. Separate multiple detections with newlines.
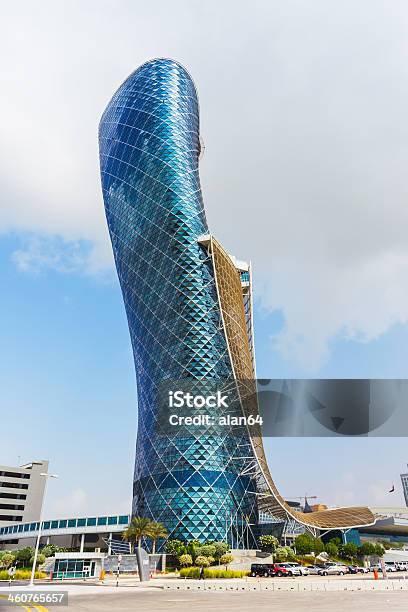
99, 58, 202, 174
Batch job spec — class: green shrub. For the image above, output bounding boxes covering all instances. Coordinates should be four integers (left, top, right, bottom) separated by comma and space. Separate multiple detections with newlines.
325, 542, 338, 557
284, 546, 296, 561
0, 570, 45, 580
195, 545, 216, 558
165, 539, 185, 556
274, 546, 288, 562
213, 542, 229, 560
30, 553, 46, 567
14, 548, 34, 568
179, 567, 249, 579
339, 543, 358, 560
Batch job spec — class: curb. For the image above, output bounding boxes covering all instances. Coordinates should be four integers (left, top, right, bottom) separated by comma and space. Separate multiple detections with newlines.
163, 579, 408, 592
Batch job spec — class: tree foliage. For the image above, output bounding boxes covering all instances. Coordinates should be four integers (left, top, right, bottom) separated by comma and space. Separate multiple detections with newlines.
164, 539, 185, 556
294, 534, 323, 555
358, 542, 376, 556
147, 522, 168, 554
14, 548, 34, 567
195, 555, 210, 567
41, 545, 66, 558
274, 546, 289, 562
258, 535, 279, 553
219, 553, 234, 569
195, 544, 216, 559
325, 542, 338, 557
213, 542, 229, 560
178, 554, 193, 567
30, 553, 45, 567
122, 517, 152, 549
339, 542, 358, 560
0, 552, 15, 569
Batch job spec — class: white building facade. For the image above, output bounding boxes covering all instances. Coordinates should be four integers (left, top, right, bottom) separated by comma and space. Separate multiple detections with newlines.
0, 460, 48, 528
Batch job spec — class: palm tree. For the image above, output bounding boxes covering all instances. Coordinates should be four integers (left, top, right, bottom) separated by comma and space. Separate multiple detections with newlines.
148, 521, 168, 554
122, 517, 152, 551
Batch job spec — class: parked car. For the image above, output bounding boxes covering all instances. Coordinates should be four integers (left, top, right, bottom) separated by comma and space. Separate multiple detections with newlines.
348, 565, 369, 574
285, 562, 309, 576
250, 563, 276, 577
272, 563, 304, 577
318, 563, 348, 576
384, 562, 398, 572
396, 562, 408, 571
305, 565, 324, 575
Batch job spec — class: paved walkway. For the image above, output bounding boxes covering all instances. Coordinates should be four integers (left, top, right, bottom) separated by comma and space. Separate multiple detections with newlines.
1, 579, 408, 612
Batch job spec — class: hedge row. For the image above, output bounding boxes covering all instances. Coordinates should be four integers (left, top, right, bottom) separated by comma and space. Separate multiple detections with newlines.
179, 567, 249, 579
0, 570, 46, 580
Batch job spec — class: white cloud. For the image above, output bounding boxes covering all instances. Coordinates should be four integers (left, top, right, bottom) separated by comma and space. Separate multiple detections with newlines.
1, 1, 408, 366
12, 236, 87, 275
11, 235, 114, 276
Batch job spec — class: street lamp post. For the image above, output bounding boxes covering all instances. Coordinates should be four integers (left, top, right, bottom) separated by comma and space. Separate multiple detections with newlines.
29, 472, 58, 587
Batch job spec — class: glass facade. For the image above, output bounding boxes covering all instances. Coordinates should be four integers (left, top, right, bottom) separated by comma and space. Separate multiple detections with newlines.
99, 59, 258, 544
0, 515, 130, 536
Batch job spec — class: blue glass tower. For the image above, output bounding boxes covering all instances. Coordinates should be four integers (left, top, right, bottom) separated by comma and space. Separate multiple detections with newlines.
100, 58, 377, 546
99, 59, 258, 544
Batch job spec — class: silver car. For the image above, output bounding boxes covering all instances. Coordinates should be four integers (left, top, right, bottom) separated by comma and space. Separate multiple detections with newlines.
306, 565, 324, 575
318, 563, 348, 576
283, 563, 309, 576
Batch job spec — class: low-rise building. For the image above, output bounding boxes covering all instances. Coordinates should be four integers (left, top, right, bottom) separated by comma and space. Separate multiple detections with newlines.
0, 460, 48, 532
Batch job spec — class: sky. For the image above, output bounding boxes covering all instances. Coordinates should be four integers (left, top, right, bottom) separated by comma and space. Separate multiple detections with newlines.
1, 0, 408, 518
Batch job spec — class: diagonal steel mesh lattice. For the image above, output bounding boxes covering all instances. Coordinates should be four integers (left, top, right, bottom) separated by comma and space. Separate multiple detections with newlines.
99, 59, 258, 544
99, 58, 375, 546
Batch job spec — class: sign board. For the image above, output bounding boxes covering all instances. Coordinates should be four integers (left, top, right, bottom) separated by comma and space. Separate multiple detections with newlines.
8, 567, 16, 576
135, 548, 150, 582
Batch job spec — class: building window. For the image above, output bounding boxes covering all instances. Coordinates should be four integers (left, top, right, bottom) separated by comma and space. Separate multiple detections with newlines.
0, 482, 28, 490
0, 493, 27, 500
0, 503, 24, 511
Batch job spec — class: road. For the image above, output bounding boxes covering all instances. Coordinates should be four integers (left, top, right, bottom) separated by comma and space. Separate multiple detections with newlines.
1, 577, 408, 611
1, 588, 408, 612
49, 589, 408, 611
